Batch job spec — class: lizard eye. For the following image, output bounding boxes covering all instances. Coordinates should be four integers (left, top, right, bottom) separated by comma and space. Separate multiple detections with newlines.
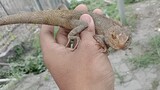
112, 34, 117, 39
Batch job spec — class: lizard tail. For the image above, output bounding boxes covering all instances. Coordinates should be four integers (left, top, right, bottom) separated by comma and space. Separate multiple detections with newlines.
0, 10, 59, 26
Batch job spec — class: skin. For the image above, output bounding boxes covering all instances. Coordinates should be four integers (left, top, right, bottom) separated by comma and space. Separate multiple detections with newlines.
40, 4, 114, 90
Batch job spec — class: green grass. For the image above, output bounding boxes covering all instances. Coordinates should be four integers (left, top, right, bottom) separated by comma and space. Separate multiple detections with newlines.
0, 34, 46, 79
129, 35, 160, 68
70, 0, 119, 20
151, 79, 159, 90
125, 6, 138, 31
115, 71, 125, 84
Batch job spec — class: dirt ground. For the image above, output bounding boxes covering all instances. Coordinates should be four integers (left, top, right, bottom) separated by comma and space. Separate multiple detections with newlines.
1, 0, 160, 90
109, 0, 160, 89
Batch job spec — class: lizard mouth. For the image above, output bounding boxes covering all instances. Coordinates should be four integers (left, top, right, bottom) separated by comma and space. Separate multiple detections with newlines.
121, 37, 131, 50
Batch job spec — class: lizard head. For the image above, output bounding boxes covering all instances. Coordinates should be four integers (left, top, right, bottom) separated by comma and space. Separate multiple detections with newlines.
105, 25, 131, 49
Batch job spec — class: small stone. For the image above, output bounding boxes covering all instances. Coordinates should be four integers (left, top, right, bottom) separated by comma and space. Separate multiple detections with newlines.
154, 28, 160, 31
136, 8, 140, 11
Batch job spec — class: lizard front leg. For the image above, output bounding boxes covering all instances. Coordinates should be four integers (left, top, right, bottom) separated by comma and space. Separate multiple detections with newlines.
93, 35, 109, 53
57, 4, 88, 50
66, 20, 88, 50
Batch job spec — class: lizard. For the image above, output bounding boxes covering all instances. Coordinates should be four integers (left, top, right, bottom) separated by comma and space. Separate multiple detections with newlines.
0, 5, 131, 53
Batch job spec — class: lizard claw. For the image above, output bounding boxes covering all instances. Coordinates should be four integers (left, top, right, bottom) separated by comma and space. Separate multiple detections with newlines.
66, 36, 80, 51
93, 35, 108, 53
95, 43, 108, 53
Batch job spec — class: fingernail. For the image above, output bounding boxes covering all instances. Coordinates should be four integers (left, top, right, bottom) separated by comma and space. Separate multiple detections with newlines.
93, 9, 103, 15
80, 14, 92, 23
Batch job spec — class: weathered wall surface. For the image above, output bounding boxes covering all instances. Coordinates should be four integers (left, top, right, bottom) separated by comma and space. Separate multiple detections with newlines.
0, 0, 69, 15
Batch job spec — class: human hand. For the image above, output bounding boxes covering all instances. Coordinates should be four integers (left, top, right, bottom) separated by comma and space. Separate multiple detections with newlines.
40, 4, 114, 90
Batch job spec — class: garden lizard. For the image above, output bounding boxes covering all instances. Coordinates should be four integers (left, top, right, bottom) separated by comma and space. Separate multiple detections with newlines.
0, 5, 131, 52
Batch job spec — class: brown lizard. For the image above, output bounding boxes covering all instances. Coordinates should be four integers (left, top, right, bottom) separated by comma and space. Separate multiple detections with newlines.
0, 5, 131, 52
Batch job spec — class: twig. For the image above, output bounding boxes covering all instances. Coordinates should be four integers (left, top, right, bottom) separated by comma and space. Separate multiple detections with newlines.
0, 78, 16, 83
0, 63, 10, 66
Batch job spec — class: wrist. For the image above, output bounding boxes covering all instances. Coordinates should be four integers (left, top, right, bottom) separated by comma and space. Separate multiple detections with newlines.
55, 71, 114, 90
58, 79, 114, 90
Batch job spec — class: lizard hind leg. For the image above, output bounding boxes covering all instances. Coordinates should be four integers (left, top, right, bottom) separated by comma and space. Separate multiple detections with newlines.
66, 20, 88, 50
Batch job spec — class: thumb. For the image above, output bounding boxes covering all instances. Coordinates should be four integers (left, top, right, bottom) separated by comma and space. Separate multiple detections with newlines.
77, 14, 100, 52
80, 14, 95, 38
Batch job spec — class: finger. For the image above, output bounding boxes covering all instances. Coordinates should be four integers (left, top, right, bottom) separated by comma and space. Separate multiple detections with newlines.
80, 14, 95, 38
78, 14, 99, 52
40, 25, 56, 49
93, 9, 103, 15
93, 9, 109, 18
74, 4, 88, 11
41, 25, 54, 33
56, 27, 69, 45
56, 4, 88, 45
